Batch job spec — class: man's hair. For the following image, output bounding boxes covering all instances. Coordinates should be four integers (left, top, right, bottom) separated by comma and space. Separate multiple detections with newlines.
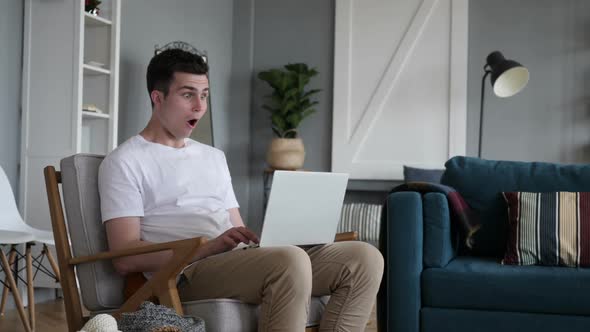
146, 48, 209, 107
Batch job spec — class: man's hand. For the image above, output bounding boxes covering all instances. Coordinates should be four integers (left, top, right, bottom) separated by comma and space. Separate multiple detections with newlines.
205, 227, 259, 257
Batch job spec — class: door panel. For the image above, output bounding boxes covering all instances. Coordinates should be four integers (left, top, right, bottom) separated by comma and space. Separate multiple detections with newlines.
332, 0, 467, 180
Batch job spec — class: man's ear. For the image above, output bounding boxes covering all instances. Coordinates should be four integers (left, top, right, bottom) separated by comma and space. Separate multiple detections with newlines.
150, 90, 163, 107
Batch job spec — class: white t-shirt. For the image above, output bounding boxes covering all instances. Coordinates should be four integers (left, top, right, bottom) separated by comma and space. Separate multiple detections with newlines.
98, 135, 239, 244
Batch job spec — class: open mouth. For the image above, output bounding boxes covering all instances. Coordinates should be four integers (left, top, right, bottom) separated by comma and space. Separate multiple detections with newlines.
187, 119, 198, 128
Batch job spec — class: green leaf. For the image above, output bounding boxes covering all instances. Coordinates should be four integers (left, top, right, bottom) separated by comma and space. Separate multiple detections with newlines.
258, 63, 321, 132
284, 88, 299, 101
285, 63, 307, 73
271, 126, 283, 137
298, 99, 314, 110
286, 113, 302, 127
258, 69, 283, 90
283, 129, 298, 139
271, 114, 286, 131
282, 100, 297, 114
270, 93, 283, 106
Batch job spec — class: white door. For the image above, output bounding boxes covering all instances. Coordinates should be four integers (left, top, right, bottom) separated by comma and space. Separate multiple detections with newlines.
332, 0, 468, 180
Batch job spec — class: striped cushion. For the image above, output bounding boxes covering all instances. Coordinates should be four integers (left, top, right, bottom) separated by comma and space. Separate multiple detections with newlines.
338, 203, 382, 244
502, 192, 590, 267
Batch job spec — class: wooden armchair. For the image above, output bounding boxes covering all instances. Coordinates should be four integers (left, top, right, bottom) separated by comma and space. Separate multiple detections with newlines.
44, 154, 356, 332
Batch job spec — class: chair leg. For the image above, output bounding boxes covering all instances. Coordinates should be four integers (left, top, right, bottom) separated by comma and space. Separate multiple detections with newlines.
43, 244, 61, 283
0, 245, 17, 316
26, 243, 36, 331
0, 248, 32, 332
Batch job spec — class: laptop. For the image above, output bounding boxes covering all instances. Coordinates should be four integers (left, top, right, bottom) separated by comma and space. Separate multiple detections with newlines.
247, 170, 349, 248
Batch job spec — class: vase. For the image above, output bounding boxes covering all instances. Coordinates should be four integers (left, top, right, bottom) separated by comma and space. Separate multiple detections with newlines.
266, 138, 305, 170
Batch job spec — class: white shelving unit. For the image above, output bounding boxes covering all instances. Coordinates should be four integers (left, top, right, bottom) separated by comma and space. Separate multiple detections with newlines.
20, 0, 120, 288
83, 64, 112, 76
82, 111, 111, 119
84, 12, 112, 26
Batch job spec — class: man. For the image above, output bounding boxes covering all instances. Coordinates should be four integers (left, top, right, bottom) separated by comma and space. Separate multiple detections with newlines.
98, 48, 383, 331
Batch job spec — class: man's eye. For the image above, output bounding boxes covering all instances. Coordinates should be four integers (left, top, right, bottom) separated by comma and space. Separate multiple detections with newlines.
200, 94, 208, 100
183, 93, 193, 99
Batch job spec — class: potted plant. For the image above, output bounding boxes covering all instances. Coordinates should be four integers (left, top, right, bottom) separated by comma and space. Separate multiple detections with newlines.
85, 0, 101, 15
258, 63, 321, 170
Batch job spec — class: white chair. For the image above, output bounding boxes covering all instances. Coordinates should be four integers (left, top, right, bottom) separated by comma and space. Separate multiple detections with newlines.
0, 165, 61, 332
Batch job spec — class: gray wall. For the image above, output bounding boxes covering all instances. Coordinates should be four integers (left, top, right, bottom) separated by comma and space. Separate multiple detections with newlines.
230, 0, 255, 226
0, 0, 23, 195
0, 0, 24, 312
468, 0, 590, 162
247, 0, 335, 233
119, 0, 251, 218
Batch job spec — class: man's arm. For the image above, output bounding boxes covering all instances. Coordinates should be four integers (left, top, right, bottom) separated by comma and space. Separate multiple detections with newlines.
105, 217, 173, 275
106, 213, 259, 276
228, 207, 246, 227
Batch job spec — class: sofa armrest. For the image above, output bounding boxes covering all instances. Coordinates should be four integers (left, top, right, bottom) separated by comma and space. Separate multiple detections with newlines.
378, 191, 459, 332
378, 191, 423, 332
423, 193, 457, 268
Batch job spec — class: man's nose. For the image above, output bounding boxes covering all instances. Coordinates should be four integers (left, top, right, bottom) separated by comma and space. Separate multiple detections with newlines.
193, 98, 204, 112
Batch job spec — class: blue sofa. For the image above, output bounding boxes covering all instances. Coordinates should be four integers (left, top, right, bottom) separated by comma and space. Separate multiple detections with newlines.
378, 156, 590, 332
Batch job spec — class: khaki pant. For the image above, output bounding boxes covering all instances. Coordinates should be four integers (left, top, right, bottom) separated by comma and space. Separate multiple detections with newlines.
178, 241, 383, 332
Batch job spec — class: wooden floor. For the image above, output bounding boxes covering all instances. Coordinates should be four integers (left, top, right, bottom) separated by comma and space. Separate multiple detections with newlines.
0, 298, 378, 331
0, 299, 68, 332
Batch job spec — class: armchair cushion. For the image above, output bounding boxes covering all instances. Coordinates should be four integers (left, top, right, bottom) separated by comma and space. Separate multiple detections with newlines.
183, 296, 329, 331
441, 156, 590, 257
422, 256, 590, 316
502, 191, 590, 267
61, 154, 125, 310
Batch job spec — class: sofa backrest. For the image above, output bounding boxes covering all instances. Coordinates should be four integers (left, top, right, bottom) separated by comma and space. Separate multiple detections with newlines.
441, 156, 590, 257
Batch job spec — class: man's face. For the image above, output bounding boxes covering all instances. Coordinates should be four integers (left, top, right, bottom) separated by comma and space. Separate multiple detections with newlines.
152, 72, 209, 140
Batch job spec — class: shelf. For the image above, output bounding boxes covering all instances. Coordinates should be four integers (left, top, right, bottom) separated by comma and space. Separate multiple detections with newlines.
82, 111, 110, 119
84, 12, 112, 27
347, 179, 402, 192
83, 64, 111, 76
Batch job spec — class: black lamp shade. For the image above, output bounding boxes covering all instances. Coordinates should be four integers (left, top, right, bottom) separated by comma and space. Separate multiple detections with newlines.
486, 51, 529, 98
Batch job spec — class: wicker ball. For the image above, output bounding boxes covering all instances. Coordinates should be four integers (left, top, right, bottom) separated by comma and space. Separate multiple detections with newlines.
78, 314, 121, 332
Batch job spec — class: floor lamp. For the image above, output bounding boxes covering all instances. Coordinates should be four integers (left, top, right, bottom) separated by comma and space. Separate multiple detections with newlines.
478, 51, 529, 157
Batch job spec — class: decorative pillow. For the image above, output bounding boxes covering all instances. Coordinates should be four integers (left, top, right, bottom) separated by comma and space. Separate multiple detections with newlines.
403, 166, 444, 183
502, 191, 590, 267
338, 202, 382, 246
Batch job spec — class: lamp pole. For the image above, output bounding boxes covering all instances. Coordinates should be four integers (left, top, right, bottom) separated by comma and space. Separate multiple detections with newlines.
477, 51, 528, 158
478, 66, 491, 158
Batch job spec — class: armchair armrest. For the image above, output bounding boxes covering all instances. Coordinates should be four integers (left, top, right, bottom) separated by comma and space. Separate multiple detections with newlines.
335, 231, 358, 242
68, 238, 205, 265
67, 237, 207, 318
